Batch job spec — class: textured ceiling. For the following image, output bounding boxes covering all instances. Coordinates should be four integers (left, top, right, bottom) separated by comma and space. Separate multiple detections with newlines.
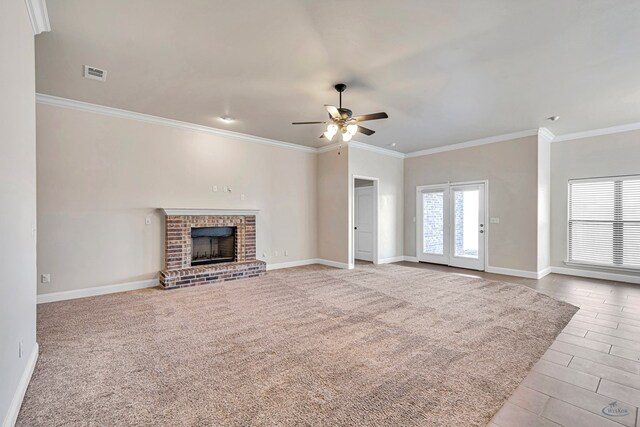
35, 0, 640, 153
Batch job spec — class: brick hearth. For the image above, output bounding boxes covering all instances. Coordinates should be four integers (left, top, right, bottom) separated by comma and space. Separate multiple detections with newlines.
159, 209, 266, 289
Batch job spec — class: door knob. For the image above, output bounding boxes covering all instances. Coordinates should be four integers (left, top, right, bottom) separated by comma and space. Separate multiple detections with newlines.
480, 230, 484, 234
354, 227, 358, 230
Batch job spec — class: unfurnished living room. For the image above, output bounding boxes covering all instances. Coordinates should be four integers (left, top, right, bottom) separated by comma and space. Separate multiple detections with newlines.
3, 1, 640, 426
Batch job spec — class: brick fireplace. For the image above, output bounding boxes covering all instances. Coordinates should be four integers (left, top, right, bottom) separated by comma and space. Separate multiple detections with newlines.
159, 209, 266, 289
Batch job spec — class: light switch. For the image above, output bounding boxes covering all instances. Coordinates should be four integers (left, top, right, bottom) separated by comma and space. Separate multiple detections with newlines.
145, 217, 151, 225
490, 217, 500, 224
212, 185, 218, 192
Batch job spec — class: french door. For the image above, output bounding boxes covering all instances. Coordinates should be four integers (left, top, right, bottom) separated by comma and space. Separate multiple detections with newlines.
417, 182, 486, 270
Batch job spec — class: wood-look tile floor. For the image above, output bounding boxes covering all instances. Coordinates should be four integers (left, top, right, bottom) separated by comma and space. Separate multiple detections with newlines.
396, 261, 640, 427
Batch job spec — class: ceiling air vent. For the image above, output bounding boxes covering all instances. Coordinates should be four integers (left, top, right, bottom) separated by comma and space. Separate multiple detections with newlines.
83, 65, 107, 82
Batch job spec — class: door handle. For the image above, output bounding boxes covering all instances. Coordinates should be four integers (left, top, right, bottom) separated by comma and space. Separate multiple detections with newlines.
354, 227, 358, 230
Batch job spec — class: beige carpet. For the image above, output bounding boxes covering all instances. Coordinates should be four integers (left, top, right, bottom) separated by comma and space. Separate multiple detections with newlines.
18, 264, 577, 426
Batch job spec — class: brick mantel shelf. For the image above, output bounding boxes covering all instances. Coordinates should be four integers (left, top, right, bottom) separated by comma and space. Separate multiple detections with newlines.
159, 208, 266, 289
161, 208, 260, 216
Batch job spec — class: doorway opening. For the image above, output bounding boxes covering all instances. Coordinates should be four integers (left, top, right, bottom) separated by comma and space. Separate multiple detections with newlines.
351, 176, 379, 266
416, 181, 488, 271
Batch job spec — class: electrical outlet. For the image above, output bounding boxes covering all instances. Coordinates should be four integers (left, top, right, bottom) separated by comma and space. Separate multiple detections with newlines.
241, 193, 245, 201
41, 273, 51, 284
145, 217, 151, 225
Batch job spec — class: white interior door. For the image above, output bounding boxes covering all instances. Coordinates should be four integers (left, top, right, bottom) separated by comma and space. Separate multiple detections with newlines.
355, 186, 374, 261
417, 185, 450, 264
448, 184, 485, 270
417, 183, 486, 271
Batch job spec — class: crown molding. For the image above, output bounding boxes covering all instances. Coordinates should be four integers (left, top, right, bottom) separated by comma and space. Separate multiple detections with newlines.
316, 142, 342, 153
348, 140, 405, 159
42, 93, 640, 158
552, 121, 640, 142
24, 0, 51, 35
36, 94, 318, 154
404, 129, 538, 158
538, 127, 555, 142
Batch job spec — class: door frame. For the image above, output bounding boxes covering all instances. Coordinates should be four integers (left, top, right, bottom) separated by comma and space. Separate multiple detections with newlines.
415, 180, 489, 271
350, 175, 379, 267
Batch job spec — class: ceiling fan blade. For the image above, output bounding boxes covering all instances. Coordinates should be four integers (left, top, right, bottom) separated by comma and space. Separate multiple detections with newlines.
292, 121, 325, 125
357, 126, 375, 136
354, 112, 388, 122
325, 105, 341, 120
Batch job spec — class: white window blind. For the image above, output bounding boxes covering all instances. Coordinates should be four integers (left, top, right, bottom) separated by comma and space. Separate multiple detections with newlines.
568, 175, 640, 270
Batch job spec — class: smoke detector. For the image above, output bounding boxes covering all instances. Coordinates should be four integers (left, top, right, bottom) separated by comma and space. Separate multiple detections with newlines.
83, 65, 107, 82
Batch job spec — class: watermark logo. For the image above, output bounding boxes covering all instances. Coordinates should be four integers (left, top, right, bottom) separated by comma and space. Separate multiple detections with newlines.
602, 401, 629, 417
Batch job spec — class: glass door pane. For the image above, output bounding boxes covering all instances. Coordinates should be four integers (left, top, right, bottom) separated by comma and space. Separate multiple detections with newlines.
453, 189, 479, 259
422, 191, 444, 255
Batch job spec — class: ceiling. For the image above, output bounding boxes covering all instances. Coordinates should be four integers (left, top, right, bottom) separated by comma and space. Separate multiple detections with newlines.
35, 0, 640, 153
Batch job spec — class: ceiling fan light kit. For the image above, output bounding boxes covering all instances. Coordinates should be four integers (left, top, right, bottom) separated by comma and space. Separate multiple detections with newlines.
292, 83, 389, 144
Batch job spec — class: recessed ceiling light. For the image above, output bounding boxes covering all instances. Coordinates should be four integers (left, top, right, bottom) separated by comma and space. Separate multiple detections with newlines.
547, 115, 560, 121
387, 143, 397, 147
218, 116, 234, 123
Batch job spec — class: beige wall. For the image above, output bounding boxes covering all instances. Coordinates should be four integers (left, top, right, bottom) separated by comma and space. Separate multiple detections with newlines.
404, 136, 540, 272
36, 104, 317, 294
551, 130, 640, 271
349, 146, 404, 262
317, 147, 350, 265
0, 0, 38, 423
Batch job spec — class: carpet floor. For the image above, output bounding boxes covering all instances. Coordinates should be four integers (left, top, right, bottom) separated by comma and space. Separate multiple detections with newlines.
18, 264, 577, 426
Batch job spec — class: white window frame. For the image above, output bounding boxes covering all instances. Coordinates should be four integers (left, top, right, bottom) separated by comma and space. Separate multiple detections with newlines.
565, 174, 640, 272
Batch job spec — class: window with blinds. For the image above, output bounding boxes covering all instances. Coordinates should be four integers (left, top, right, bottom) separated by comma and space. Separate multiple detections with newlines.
568, 175, 640, 270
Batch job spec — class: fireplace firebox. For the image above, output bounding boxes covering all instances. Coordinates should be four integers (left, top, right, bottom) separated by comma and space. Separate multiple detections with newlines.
191, 226, 236, 266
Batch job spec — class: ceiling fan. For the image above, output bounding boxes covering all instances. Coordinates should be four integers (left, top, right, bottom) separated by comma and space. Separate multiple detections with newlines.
292, 83, 388, 142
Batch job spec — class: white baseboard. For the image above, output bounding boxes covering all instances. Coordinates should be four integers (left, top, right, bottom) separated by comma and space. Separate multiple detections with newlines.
377, 256, 405, 264
2, 343, 38, 427
537, 267, 552, 279
486, 266, 540, 279
392, 258, 550, 279
316, 259, 352, 269
550, 266, 640, 285
37, 278, 159, 304
266, 259, 318, 271
267, 259, 353, 270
